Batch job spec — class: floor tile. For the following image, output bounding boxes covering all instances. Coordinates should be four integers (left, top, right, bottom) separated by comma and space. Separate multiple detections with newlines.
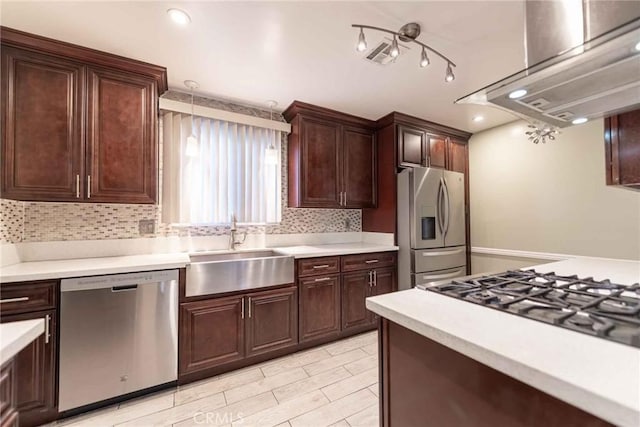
321, 368, 378, 402
343, 354, 377, 375
234, 390, 328, 427
272, 366, 351, 403
62, 393, 174, 427
361, 343, 378, 356
274, 423, 291, 427
116, 392, 226, 427
173, 392, 277, 427
175, 368, 264, 405
224, 367, 308, 404
261, 347, 332, 377
289, 389, 377, 427
328, 421, 350, 427
322, 332, 377, 356
345, 404, 379, 427
367, 384, 379, 397
303, 348, 367, 377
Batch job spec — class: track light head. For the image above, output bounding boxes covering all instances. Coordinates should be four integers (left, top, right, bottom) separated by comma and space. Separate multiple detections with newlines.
445, 63, 455, 82
356, 28, 367, 52
420, 47, 430, 68
390, 36, 400, 58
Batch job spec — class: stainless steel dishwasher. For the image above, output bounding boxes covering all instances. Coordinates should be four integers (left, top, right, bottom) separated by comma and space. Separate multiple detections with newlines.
58, 269, 179, 412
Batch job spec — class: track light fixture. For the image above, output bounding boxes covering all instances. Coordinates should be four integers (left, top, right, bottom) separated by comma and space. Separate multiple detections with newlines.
352, 22, 456, 82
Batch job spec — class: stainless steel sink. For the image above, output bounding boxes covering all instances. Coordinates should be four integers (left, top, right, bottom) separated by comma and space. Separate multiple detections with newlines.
186, 250, 294, 297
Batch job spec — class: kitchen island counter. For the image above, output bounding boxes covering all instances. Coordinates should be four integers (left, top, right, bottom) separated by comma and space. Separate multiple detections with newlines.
366, 257, 640, 427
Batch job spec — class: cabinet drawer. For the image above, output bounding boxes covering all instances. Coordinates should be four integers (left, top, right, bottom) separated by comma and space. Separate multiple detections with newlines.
297, 257, 340, 277
341, 252, 397, 272
0, 360, 15, 421
0, 281, 57, 315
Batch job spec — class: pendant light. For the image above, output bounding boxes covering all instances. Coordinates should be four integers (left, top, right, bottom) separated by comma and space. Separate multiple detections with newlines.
420, 46, 430, 68
184, 80, 199, 157
356, 28, 367, 52
265, 100, 279, 165
389, 35, 400, 58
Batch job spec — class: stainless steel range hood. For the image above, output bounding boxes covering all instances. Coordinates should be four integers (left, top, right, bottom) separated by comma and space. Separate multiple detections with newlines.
457, 0, 640, 128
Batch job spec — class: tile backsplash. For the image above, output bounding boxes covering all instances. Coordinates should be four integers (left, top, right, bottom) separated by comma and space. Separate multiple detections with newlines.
0, 91, 361, 244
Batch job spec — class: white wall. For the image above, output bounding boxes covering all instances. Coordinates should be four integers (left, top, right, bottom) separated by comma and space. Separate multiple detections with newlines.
469, 119, 640, 262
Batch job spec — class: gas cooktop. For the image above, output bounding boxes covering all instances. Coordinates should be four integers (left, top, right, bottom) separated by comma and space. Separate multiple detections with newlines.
425, 269, 640, 348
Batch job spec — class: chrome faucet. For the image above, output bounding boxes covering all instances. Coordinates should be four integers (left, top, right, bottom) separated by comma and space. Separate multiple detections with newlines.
229, 213, 247, 250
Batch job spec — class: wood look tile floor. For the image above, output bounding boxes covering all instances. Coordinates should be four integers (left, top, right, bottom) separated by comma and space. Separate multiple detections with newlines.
54, 331, 379, 427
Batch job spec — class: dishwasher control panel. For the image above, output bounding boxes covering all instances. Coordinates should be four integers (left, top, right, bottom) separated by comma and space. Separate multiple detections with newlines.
61, 269, 179, 292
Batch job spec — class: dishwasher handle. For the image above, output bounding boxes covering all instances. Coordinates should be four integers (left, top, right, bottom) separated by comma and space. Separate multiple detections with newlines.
61, 270, 180, 292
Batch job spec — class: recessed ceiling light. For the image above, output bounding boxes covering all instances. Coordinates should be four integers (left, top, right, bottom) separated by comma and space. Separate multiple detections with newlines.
635, 41, 640, 51
472, 116, 484, 122
167, 8, 191, 25
508, 89, 528, 99
572, 117, 588, 125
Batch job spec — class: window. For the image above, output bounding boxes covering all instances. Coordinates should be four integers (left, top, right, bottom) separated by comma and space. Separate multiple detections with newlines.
162, 112, 282, 224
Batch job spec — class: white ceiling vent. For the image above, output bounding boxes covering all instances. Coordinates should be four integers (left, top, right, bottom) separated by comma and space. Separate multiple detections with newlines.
364, 37, 410, 65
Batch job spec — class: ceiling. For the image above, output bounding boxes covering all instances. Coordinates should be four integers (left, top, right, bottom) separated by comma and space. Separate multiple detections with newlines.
0, 1, 527, 132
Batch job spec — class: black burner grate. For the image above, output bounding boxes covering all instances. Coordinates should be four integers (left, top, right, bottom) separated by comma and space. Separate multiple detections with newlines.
425, 269, 640, 348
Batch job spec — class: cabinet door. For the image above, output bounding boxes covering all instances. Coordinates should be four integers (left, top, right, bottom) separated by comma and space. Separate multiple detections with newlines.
1, 47, 84, 201
179, 296, 244, 376
341, 271, 372, 331
605, 110, 640, 188
343, 126, 376, 208
86, 66, 157, 203
246, 287, 298, 357
299, 274, 341, 342
447, 139, 467, 174
397, 125, 426, 168
370, 268, 396, 323
427, 135, 447, 168
298, 116, 341, 207
1, 310, 57, 427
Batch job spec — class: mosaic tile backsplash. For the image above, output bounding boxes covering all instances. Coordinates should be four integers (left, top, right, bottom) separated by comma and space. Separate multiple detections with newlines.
0, 91, 361, 244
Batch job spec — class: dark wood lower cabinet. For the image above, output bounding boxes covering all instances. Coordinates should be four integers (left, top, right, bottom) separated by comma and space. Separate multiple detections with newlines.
179, 286, 299, 379
380, 319, 612, 427
299, 274, 341, 342
179, 296, 245, 376
0, 310, 57, 427
0, 360, 18, 427
341, 271, 372, 330
246, 287, 298, 357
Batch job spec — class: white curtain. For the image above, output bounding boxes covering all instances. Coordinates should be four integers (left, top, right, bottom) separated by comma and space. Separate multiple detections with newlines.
162, 112, 282, 224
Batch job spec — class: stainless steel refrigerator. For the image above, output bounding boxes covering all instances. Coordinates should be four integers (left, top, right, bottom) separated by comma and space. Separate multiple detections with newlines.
397, 167, 466, 290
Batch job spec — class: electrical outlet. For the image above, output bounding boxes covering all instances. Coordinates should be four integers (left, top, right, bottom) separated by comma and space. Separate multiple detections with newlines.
138, 219, 155, 235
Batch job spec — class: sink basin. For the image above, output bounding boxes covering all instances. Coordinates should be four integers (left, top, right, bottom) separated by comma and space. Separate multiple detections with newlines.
186, 250, 294, 297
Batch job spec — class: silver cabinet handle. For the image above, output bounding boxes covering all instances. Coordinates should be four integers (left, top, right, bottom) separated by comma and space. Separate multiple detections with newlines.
368, 271, 373, 288
343, 191, 347, 206
248, 297, 252, 318
45, 314, 51, 344
0, 296, 29, 304
365, 259, 379, 264
314, 277, 332, 282
312, 265, 330, 269
76, 174, 80, 198
241, 298, 245, 319
87, 175, 91, 198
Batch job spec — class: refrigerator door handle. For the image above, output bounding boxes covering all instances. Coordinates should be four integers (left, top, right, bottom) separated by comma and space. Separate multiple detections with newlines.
442, 177, 451, 236
437, 178, 445, 235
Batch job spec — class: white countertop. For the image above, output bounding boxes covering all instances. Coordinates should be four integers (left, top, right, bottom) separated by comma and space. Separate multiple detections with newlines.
0, 319, 45, 365
366, 257, 640, 427
0, 253, 190, 283
273, 242, 398, 258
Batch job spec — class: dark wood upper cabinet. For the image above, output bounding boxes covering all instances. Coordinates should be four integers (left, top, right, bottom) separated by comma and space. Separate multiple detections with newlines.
426, 135, 447, 168
296, 116, 342, 208
1, 47, 84, 201
342, 126, 376, 208
0, 27, 166, 204
179, 296, 245, 376
284, 101, 377, 209
245, 286, 298, 357
605, 109, 640, 189
397, 125, 426, 168
86, 67, 157, 203
447, 138, 468, 174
